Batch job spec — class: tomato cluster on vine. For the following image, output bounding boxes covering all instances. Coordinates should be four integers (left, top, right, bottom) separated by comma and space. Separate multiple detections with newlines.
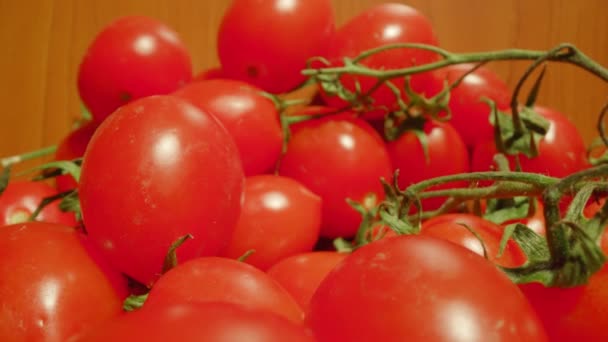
1, 1, 607, 341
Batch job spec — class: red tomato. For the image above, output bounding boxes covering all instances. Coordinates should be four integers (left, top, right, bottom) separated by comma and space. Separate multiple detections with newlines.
519, 232, 608, 341
78, 16, 192, 122
321, 3, 442, 119
191, 66, 225, 82
218, 0, 335, 93
144, 257, 304, 324
221, 175, 322, 270
79, 95, 244, 286
307, 235, 547, 341
173, 79, 283, 176
278, 117, 393, 238
0, 222, 127, 341
387, 120, 469, 211
80, 302, 313, 342
433, 63, 511, 148
54, 121, 98, 192
0, 180, 77, 226
472, 105, 589, 178
421, 213, 527, 267
266, 251, 347, 312
500, 199, 546, 236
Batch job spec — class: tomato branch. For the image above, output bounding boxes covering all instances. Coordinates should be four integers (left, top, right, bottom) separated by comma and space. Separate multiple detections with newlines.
303, 43, 608, 83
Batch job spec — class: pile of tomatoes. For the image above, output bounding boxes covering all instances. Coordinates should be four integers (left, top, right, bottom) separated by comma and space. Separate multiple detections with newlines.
1, 1, 606, 341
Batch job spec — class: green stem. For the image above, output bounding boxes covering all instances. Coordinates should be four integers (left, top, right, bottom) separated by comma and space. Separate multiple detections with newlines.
1, 145, 57, 168
407, 171, 558, 194
303, 43, 608, 83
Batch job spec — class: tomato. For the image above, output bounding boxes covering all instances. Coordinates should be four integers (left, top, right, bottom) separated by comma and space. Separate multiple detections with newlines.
54, 121, 98, 192
173, 79, 283, 176
472, 105, 589, 178
386, 120, 469, 211
501, 199, 546, 236
433, 63, 511, 149
266, 251, 347, 312
421, 213, 526, 267
79, 302, 313, 342
0, 180, 77, 226
78, 16, 192, 122
218, 0, 335, 93
0, 222, 127, 341
79, 95, 244, 286
278, 117, 393, 238
221, 175, 322, 270
321, 3, 442, 120
519, 232, 608, 341
307, 235, 547, 341
144, 257, 304, 324
191, 66, 225, 82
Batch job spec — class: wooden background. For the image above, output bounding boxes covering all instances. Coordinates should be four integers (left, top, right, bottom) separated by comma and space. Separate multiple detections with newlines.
1, 0, 607, 160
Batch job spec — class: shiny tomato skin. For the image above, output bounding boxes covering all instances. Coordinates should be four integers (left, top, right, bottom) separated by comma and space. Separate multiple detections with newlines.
79, 95, 244, 286
278, 117, 393, 238
79, 302, 314, 342
321, 3, 442, 119
0, 180, 77, 226
218, 0, 335, 93
421, 213, 526, 267
307, 235, 547, 341
266, 251, 347, 312
54, 121, 98, 192
78, 16, 192, 122
433, 63, 511, 148
387, 120, 469, 211
0, 222, 127, 341
173, 79, 283, 176
144, 257, 304, 324
471, 106, 588, 178
221, 175, 322, 270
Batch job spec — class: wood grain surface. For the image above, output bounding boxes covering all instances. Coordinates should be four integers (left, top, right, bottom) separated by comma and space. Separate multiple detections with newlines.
1, 0, 607, 159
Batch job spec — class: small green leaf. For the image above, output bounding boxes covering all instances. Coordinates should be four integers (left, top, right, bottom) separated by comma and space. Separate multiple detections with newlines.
29, 190, 76, 221
456, 222, 489, 260
0, 165, 11, 195
161, 234, 194, 275
237, 249, 256, 262
525, 65, 548, 107
123, 293, 149, 312
18, 160, 82, 183
333, 238, 354, 253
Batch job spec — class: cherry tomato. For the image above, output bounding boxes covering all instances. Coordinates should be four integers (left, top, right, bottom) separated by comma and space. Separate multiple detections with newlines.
421, 213, 526, 267
191, 66, 225, 82
173, 79, 283, 176
321, 3, 442, 120
78, 16, 192, 122
221, 175, 322, 270
433, 63, 511, 148
0, 180, 77, 226
278, 117, 393, 238
386, 120, 469, 211
500, 199, 546, 236
307, 235, 547, 341
144, 257, 304, 324
80, 302, 313, 342
0, 222, 127, 341
54, 121, 98, 192
218, 0, 335, 93
266, 251, 347, 312
472, 105, 589, 178
79, 95, 244, 286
